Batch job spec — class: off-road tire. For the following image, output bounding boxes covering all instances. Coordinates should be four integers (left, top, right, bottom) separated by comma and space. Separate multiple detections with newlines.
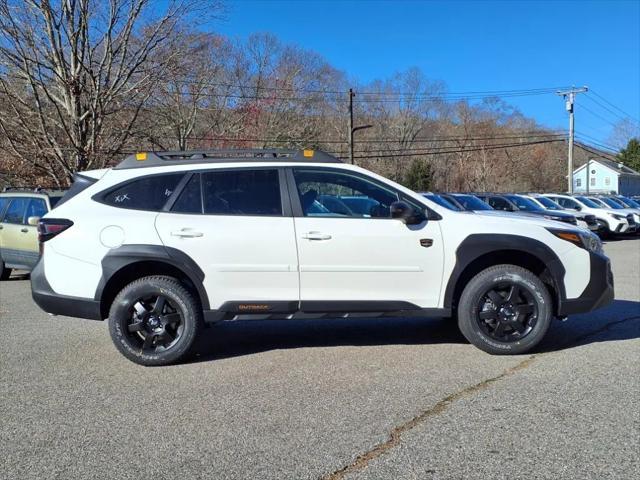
457, 264, 553, 355
108, 275, 203, 366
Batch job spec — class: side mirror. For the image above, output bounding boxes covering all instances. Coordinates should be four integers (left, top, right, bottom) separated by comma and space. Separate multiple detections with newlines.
390, 201, 425, 225
574, 206, 581, 211
27, 216, 40, 226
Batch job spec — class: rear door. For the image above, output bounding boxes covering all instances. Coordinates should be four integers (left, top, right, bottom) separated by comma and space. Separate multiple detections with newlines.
288, 167, 444, 310
22, 198, 48, 267
155, 168, 299, 312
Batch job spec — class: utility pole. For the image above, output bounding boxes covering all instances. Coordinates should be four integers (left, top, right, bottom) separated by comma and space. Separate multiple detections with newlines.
348, 88, 372, 165
349, 89, 354, 164
557, 86, 588, 193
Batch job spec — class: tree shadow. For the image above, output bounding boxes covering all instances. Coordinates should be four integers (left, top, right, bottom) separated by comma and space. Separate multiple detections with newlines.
188, 299, 640, 363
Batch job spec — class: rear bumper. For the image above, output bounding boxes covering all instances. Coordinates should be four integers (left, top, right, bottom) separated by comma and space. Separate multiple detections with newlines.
31, 258, 103, 320
558, 251, 614, 316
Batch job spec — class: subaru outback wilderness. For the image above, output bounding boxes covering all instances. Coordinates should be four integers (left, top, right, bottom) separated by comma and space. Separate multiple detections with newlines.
31, 149, 614, 366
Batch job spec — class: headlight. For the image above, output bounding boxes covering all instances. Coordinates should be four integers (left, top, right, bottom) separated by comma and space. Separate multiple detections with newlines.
547, 228, 603, 254
608, 213, 625, 220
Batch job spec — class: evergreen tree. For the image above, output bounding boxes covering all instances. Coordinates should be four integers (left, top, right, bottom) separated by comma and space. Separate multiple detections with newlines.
403, 159, 433, 191
618, 138, 640, 173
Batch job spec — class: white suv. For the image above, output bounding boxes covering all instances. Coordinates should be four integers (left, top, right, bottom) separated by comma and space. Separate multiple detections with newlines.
542, 194, 633, 235
31, 150, 614, 365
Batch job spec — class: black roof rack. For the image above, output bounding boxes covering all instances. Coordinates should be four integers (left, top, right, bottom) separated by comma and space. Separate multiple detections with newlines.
2, 186, 66, 194
114, 149, 342, 170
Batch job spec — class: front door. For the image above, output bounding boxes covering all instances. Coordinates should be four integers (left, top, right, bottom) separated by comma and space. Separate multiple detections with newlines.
288, 167, 444, 310
155, 168, 299, 311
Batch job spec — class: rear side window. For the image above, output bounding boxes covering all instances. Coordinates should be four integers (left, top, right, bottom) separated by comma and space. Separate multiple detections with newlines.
102, 174, 183, 211
25, 198, 47, 219
201, 170, 281, 216
171, 175, 202, 214
3, 197, 30, 224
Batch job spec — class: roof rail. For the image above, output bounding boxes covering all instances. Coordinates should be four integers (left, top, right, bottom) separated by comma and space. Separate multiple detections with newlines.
114, 148, 342, 170
2, 186, 64, 194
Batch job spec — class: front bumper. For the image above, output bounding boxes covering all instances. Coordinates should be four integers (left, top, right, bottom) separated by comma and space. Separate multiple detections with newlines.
31, 258, 103, 320
558, 251, 614, 316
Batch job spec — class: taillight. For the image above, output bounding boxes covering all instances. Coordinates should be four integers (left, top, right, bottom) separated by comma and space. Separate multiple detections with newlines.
38, 218, 74, 243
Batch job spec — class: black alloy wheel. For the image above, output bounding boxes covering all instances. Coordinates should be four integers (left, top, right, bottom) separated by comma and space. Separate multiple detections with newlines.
476, 282, 538, 342
126, 294, 184, 352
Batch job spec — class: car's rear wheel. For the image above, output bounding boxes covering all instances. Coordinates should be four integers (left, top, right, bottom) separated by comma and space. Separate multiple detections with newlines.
108, 275, 202, 366
457, 264, 552, 355
0, 260, 11, 280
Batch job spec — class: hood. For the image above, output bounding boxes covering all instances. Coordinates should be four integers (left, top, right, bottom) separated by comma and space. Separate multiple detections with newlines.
465, 210, 578, 229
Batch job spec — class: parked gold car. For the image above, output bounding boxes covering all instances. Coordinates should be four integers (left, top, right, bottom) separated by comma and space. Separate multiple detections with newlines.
0, 189, 65, 279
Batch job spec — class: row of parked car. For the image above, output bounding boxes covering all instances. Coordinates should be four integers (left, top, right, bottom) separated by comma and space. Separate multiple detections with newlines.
421, 192, 640, 237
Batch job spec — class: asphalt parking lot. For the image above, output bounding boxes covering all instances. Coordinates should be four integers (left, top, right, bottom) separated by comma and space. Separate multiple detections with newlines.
1, 239, 639, 480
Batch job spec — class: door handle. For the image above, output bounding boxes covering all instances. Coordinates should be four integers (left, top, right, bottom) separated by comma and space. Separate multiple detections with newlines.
170, 229, 203, 238
302, 232, 332, 241
21, 228, 29, 233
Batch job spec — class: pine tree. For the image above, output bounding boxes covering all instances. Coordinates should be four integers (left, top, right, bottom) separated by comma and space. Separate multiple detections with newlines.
403, 159, 433, 191
618, 138, 640, 173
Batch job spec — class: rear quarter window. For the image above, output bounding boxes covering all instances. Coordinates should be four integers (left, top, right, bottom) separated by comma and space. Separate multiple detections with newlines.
101, 174, 184, 211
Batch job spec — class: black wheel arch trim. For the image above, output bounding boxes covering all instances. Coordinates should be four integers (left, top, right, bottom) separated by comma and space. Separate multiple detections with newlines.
95, 244, 210, 310
443, 234, 567, 313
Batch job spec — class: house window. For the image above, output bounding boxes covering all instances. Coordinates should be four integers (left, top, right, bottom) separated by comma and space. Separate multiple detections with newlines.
590, 177, 596, 186
576, 179, 582, 187
605, 177, 610, 186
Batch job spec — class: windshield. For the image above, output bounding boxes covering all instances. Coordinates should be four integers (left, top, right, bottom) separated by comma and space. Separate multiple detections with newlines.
452, 194, 493, 211
619, 196, 640, 208
575, 196, 601, 208
598, 197, 624, 209
423, 194, 460, 211
505, 195, 543, 211
534, 196, 562, 210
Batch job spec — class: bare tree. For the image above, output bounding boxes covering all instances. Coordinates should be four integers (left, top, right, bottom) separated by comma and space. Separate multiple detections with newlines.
0, 0, 221, 185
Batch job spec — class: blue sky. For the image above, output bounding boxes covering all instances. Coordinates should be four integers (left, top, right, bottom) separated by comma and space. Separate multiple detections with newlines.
214, 0, 640, 147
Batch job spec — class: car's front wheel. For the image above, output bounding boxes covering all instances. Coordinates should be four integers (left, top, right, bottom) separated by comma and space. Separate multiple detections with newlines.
108, 275, 202, 366
457, 264, 552, 355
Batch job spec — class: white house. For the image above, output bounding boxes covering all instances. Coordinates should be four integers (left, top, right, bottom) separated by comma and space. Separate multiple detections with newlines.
572, 158, 640, 195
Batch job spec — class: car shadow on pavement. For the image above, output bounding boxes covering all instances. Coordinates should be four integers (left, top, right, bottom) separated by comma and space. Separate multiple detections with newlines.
189, 299, 640, 363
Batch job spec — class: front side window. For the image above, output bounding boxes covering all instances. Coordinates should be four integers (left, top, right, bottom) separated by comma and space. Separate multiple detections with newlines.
202, 169, 282, 216
103, 174, 183, 211
0, 197, 10, 218
292, 169, 399, 218
3, 197, 30, 224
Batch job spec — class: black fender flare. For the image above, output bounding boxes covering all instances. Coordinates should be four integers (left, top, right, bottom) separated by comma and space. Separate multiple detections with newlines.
442, 234, 566, 309
95, 244, 210, 310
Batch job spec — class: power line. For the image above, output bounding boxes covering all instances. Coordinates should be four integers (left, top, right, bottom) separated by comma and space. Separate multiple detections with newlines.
158, 79, 572, 99
579, 103, 623, 129
350, 139, 564, 159
131, 132, 566, 146
589, 89, 640, 123
583, 94, 640, 126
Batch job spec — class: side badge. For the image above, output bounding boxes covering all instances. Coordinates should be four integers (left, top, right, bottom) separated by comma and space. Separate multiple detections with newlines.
420, 238, 433, 248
